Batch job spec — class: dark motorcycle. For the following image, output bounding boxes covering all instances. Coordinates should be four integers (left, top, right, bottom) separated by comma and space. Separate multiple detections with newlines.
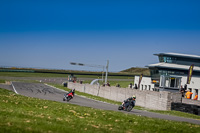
118, 101, 135, 112
63, 92, 74, 102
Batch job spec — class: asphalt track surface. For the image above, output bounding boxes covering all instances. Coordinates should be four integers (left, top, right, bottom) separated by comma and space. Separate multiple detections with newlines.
2, 82, 200, 125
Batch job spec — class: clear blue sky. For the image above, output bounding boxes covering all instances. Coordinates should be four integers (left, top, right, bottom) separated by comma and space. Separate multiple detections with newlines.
0, 0, 200, 72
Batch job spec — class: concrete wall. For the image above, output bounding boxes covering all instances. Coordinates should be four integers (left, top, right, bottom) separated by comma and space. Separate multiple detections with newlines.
182, 98, 200, 106
68, 82, 180, 110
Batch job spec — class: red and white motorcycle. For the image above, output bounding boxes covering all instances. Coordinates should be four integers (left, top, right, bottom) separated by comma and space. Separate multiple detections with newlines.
63, 90, 74, 102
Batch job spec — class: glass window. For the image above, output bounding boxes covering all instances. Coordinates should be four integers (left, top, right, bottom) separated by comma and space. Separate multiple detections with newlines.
159, 56, 164, 62
160, 75, 182, 88
165, 77, 169, 87
163, 57, 167, 62
175, 78, 181, 88
170, 78, 175, 87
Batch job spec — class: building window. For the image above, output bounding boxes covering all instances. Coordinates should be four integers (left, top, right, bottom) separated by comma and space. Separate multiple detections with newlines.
159, 56, 164, 62
160, 75, 181, 88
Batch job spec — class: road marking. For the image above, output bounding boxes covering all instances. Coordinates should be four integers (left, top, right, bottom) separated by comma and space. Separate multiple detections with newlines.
11, 82, 19, 94
44, 84, 68, 93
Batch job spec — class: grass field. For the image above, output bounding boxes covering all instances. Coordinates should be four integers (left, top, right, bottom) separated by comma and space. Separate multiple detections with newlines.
1, 88, 200, 133
0, 79, 5, 83
82, 80, 134, 88
0, 72, 134, 79
0, 72, 134, 88
0, 72, 68, 77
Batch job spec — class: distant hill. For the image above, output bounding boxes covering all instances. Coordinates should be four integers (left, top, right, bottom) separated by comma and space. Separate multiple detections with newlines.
0, 67, 150, 77
120, 67, 150, 76
0, 67, 135, 77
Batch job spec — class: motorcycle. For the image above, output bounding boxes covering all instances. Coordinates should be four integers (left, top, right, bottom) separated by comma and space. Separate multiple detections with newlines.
118, 101, 134, 112
63, 91, 74, 102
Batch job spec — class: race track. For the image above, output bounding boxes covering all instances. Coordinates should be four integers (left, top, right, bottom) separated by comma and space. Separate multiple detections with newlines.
7, 82, 200, 125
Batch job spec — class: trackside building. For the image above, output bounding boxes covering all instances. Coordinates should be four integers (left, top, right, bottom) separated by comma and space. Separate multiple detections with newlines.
134, 53, 200, 100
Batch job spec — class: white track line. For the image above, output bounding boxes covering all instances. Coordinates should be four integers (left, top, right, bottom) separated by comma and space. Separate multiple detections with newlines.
11, 82, 19, 94
44, 84, 68, 93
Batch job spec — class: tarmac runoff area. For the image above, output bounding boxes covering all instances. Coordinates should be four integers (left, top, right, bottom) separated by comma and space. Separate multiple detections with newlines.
1, 82, 200, 125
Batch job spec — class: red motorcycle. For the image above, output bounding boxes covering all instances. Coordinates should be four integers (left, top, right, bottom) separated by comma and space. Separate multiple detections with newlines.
63, 90, 75, 102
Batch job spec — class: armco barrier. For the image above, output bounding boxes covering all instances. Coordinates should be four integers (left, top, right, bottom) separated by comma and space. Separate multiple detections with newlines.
171, 102, 200, 115
68, 82, 182, 110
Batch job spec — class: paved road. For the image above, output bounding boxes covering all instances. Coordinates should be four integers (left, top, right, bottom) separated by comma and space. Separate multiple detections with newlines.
1, 82, 200, 125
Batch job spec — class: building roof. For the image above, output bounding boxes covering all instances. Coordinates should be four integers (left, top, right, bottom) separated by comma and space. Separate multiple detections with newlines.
147, 62, 200, 71
154, 53, 200, 59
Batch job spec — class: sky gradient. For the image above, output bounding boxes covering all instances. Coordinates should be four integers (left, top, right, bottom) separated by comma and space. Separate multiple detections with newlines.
0, 0, 200, 72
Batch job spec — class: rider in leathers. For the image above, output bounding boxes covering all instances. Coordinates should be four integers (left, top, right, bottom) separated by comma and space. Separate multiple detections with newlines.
123, 95, 136, 110
64, 89, 75, 98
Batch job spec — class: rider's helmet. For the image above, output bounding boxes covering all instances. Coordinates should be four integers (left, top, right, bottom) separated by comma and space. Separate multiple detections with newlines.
72, 89, 75, 92
132, 95, 136, 100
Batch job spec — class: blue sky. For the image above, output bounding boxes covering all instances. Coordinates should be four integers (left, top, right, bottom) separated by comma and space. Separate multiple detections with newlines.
0, 0, 200, 72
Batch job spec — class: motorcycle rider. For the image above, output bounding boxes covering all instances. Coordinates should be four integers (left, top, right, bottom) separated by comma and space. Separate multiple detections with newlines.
64, 89, 75, 99
123, 95, 136, 110
69, 88, 75, 96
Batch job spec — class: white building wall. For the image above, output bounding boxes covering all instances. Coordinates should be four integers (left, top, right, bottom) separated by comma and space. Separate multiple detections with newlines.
181, 76, 200, 99
134, 76, 154, 91
181, 76, 200, 88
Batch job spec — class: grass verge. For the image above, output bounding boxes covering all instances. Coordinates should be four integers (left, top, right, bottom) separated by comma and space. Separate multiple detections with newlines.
0, 72, 134, 79
0, 72, 134, 88
0, 80, 5, 83
1, 88, 200, 133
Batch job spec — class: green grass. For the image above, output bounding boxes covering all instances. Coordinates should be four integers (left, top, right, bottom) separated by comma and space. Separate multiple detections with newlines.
121, 67, 150, 76
0, 72, 68, 77
0, 72, 133, 79
81, 80, 134, 88
0, 80, 5, 83
0, 88, 200, 133
0, 71, 131, 79
75, 75, 134, 79
0, 72, 134, 88
108, 81, 134, 88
